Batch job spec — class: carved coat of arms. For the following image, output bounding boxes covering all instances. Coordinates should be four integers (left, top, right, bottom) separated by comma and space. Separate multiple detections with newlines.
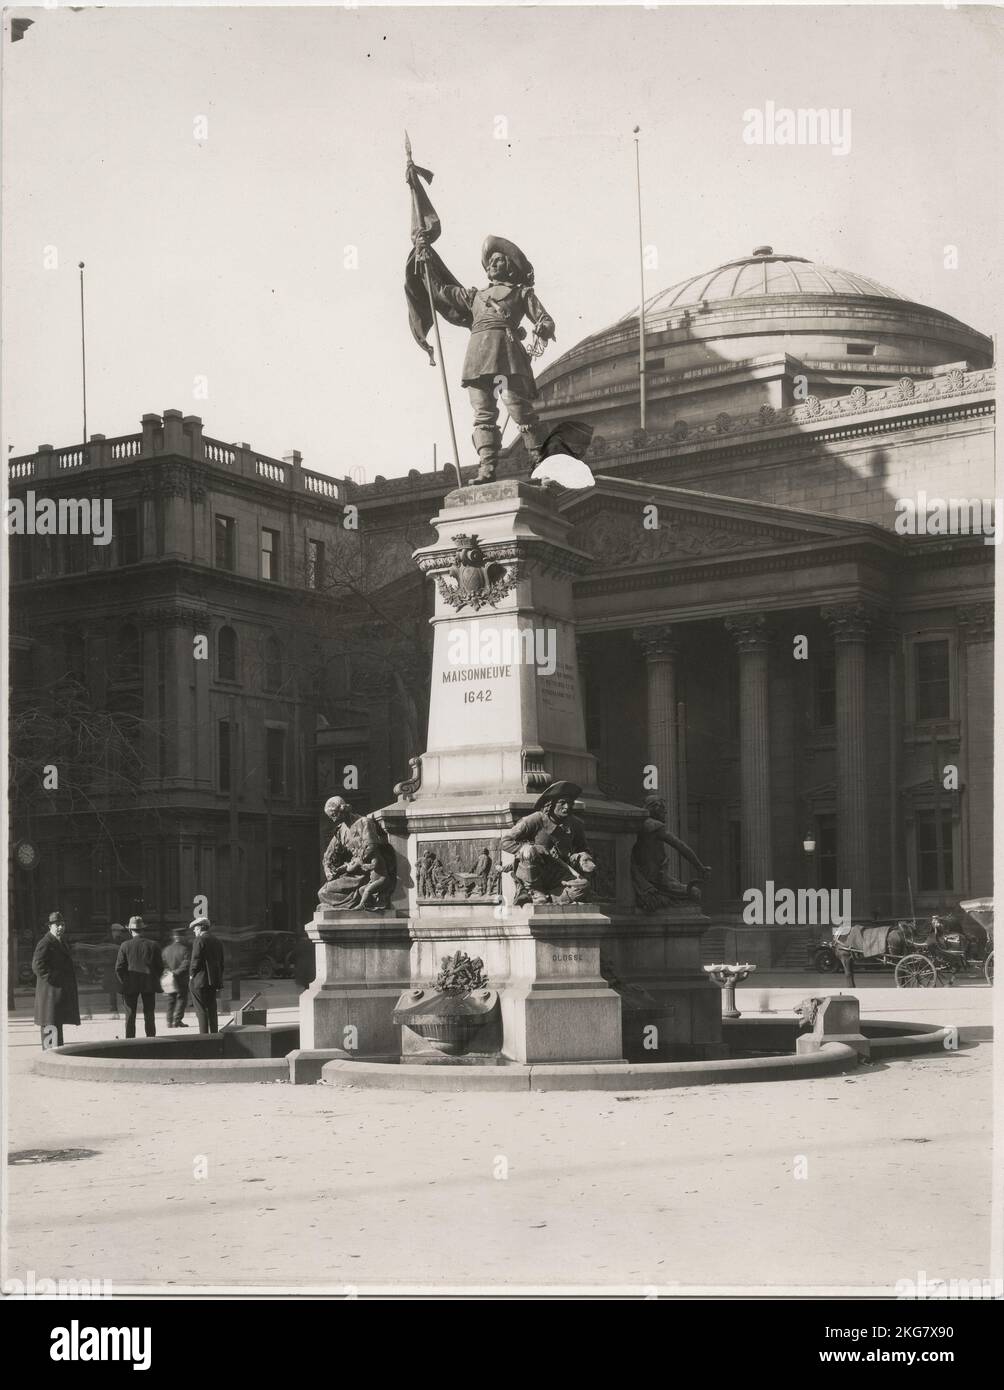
435, 533, 518, 611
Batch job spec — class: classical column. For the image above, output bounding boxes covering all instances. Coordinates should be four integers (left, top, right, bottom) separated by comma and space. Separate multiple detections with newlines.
821, 602, 875, 917
958, 603, 993, 895
633, 626, 679, 835
725, 614, 772, 891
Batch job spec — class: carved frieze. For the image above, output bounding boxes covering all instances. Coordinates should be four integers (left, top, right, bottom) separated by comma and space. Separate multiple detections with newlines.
416, 839, 504, 904
572, 507, 775, 567
581, 367, 994, 460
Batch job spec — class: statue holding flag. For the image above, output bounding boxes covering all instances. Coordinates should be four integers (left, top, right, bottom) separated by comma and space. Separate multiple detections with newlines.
405, 138, 589, 484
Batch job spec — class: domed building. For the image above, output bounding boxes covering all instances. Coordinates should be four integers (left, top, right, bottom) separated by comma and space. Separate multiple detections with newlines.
529, 245, 994, 955
537, 245, 993, 444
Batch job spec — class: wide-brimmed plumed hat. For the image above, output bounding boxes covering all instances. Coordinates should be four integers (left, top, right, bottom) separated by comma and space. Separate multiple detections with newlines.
482, 235, 534, 286
533, 781, 582, 812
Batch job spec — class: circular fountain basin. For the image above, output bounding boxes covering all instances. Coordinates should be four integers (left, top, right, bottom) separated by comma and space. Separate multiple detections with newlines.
31, 1017, 966, 1088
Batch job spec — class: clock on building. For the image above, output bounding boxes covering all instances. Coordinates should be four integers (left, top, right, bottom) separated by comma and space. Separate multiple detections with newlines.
14, 841, 39, 871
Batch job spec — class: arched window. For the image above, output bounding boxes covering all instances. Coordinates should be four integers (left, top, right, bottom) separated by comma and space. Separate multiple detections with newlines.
113, 625, 141, 683
265, 635, 283, 691
218, 625, 238, 682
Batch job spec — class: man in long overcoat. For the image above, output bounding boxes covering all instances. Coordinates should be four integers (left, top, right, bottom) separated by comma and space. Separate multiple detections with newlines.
189, 916, 225, 1034
115, 915, 163, 1039
32, 911, 80, 1050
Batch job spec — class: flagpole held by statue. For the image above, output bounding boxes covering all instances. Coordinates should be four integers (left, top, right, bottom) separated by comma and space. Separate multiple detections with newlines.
404, 132, 462, 474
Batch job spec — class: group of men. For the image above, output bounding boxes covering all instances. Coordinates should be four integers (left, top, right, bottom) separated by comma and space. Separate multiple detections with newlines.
32, 912, 225, 1050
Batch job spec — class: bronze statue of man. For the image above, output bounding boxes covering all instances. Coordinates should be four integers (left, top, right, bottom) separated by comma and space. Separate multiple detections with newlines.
501, 781, 595, 905
631, 796, 711, 910
413, 231, 555, 483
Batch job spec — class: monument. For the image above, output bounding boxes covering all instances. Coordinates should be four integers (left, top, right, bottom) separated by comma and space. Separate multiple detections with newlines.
296, 152, 721, 1072
299, 476, 723, 1068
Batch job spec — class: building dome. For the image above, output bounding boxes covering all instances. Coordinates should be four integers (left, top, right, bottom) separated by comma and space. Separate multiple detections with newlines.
618, 247, 908, 327
537, 244, 992, 440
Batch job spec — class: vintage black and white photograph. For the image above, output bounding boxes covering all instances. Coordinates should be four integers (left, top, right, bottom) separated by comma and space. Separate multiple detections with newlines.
2, 1, 1001, 1319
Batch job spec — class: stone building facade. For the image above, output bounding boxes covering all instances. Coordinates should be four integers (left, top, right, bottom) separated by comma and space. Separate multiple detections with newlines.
8, 412, 439, 952
8, 246, 995, 964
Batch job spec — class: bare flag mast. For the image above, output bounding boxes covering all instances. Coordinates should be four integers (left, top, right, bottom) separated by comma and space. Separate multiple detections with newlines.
633, 127, 647, 432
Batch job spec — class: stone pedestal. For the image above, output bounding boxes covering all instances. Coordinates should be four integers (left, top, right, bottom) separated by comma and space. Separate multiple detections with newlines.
298, 908, 411, 1059
298, 478, 721, 1070
795, 993, 870, 1059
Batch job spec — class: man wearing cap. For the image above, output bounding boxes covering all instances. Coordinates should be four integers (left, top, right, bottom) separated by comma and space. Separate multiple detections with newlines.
189, 917, 225, 1034
501, 781, 596, 905
161, 927, 192, 1029
415, 232, 555, 483
32, 911, 80, 1050
115, 916, 163, 1039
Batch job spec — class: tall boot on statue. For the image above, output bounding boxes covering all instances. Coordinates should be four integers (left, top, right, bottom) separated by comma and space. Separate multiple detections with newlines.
472, 424, 500, 483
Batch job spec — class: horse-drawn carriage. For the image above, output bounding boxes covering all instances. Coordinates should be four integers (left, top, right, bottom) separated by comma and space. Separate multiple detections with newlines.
814, 899, 993, 987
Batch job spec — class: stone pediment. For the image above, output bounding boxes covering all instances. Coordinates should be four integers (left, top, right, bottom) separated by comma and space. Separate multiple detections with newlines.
565, 477, 882, 571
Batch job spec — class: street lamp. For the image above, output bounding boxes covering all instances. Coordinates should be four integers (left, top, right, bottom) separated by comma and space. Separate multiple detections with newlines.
802, 830, 817, 855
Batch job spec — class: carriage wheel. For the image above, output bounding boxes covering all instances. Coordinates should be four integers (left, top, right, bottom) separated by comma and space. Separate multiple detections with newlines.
986, 951, 994, 986
895, 954, 938, 988
257, 957, 276, 979
813, 948, 837, 973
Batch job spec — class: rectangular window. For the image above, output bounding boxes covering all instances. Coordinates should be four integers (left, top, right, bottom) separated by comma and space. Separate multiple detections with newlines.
115, 507, 140, 566
261, 528, 280, 581
307, 538, 326, 589
917, 811, 954, 892
915, 639, 951, 721
846, 343, 875, 356
266, 727, 286, 796
815, 657, 836, 729
215, 516, 236, 571
218, 720, 231, 792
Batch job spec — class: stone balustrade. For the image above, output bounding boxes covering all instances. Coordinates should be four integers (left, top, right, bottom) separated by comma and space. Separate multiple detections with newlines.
7, 410, 350, 507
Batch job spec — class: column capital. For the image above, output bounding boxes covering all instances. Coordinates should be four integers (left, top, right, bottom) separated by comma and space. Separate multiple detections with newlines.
633, 625, 678, 661
958, 603, 994, 644
820, 600, 884, 644
724, 613, 770, 654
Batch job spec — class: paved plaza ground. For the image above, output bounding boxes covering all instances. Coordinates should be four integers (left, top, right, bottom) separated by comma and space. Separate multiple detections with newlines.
5, 979, 995, 1296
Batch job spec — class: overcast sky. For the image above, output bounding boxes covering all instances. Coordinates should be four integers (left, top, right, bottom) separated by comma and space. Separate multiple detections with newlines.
3, 4, 1000, 480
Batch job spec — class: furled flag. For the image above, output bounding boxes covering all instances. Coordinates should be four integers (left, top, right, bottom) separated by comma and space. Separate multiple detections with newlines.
405, 151, 471, 366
